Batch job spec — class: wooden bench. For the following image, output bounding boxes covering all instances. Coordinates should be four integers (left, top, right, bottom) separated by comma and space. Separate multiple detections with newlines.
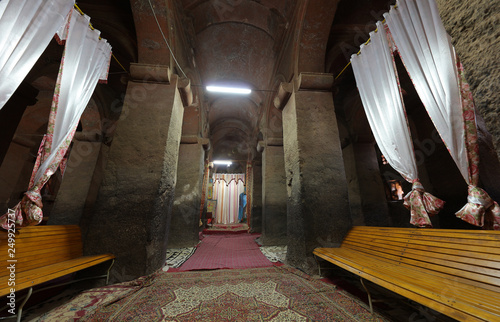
1, 225, 114, 321
313, 226, 500, 322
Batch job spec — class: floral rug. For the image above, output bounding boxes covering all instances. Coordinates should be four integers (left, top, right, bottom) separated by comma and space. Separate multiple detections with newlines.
165, 247, 196, 268
203, 223, 249, 235
260, 245, 287, 263
35, 266, 387, 321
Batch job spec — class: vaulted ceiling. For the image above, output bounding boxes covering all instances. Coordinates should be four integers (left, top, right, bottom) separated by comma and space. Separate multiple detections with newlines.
180, 0, 294, 162
64, 0, 393, 162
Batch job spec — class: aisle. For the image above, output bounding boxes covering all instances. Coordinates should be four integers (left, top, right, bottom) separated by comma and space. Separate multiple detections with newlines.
175, 234, 273, 271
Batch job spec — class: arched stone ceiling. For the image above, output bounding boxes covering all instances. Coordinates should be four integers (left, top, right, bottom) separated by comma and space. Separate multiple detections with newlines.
64, 0, 398, 163
182, 0, 291, 162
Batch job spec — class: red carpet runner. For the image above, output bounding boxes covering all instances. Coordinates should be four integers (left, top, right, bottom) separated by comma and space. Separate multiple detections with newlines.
175, 234, 273, 271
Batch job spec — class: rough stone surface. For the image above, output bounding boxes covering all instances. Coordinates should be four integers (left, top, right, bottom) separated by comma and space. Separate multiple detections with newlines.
343, 143, 391, 226
82, 78, 183, 283
0, 144, 32, 211
342, 144, 362, 225
436, 0, 500, 160
250, 162, 263, 233
283, 90, 352, 274
168, 143, 204, 248
80, 144, 110, 227
352, 143, 391, 226
475, 113, 500, 202
408, 99, 470, 228
49, 141, 102, 225
261, 145, 287, 245
0, 83, 37, 166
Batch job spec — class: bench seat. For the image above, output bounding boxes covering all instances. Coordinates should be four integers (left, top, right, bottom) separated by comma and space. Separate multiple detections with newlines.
0, 225, 114, 321
1, 254, 114, 297
314, 226, 500, 322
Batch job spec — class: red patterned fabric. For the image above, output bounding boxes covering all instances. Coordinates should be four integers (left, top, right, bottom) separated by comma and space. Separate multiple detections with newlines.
456, 186, 500, 230
404, 180, 445, 227
453, 58, 500, 229
177, 234, 273, 271
37, 266, 386, 321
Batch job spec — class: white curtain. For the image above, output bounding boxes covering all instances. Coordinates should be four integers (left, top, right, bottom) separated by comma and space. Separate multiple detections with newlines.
33, 9, 112, 185
384, 0, 499, 229
351, 21, 444, 227
384, 0, 467, 180
213, 174, 245, 224
0, 8, 112, 229
351, 21, 416, 182
0, 0, 74, 109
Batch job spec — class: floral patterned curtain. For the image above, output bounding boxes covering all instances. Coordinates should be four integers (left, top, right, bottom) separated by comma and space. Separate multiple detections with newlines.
351, 21, 444, 228
0, 9, 112, 229
454, 60, 500, 230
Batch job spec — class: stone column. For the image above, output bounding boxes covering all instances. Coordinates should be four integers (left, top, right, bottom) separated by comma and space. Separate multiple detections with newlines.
352, 143, 391, 226
49, 140, 102, 225
0, 144, 32, 211
83, 64, 184, 282
250, 160, 263, 233
281, 73, 352, 273
261, 140, 287, 245
0, 82, 38, 166
167, 140, 205, 248
342, 143, 363, 226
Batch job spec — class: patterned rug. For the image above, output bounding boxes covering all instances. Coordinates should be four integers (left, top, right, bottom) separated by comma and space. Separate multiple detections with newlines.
260, 246, 287, 263
165, 247, 196, 268
203, 223, 249, 235
35, 266, 388, 321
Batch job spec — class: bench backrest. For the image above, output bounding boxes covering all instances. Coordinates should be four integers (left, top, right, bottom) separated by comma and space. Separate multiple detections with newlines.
342, 226, 500, 292
0, 225, 83, 278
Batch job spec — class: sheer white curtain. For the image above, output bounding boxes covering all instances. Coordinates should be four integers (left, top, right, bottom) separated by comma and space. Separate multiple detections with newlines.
32, 9, 112, 186
352, 22, 415, 182
0, 0, 74, 109
384, 0, 466, 180
385, 0, 499, 229
0, 9, 112, 229
351, 21, 443, 227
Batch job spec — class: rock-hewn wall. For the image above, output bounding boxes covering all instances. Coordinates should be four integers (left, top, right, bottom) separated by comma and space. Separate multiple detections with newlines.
437, 0, 500, 160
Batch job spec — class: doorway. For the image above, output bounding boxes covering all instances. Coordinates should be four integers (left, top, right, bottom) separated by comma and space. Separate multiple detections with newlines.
212, 173, 246, 224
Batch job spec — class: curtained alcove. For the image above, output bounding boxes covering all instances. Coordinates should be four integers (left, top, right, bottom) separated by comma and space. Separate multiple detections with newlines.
212, 173, 246, 224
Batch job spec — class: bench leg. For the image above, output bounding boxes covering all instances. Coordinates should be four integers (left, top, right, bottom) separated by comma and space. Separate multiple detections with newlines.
106, 259, 115, 285
314, 255, 323, 277
360, 278, 373, 314
16, 287, 33, 322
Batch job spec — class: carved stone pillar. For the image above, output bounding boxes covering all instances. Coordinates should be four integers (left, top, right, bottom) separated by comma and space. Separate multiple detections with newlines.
83, 64, 183, 282
281, 73, 352, 273
261, 139, 287, 245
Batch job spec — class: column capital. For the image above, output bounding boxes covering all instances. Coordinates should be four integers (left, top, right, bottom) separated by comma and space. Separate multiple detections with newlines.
273, 82, 293, 110
295, 72, 334, 92
267, 138, 283, 146
257, 140, 265, 153
178, 77, 194, 107
180, 136, 211, 150
130, 63, 171, 83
